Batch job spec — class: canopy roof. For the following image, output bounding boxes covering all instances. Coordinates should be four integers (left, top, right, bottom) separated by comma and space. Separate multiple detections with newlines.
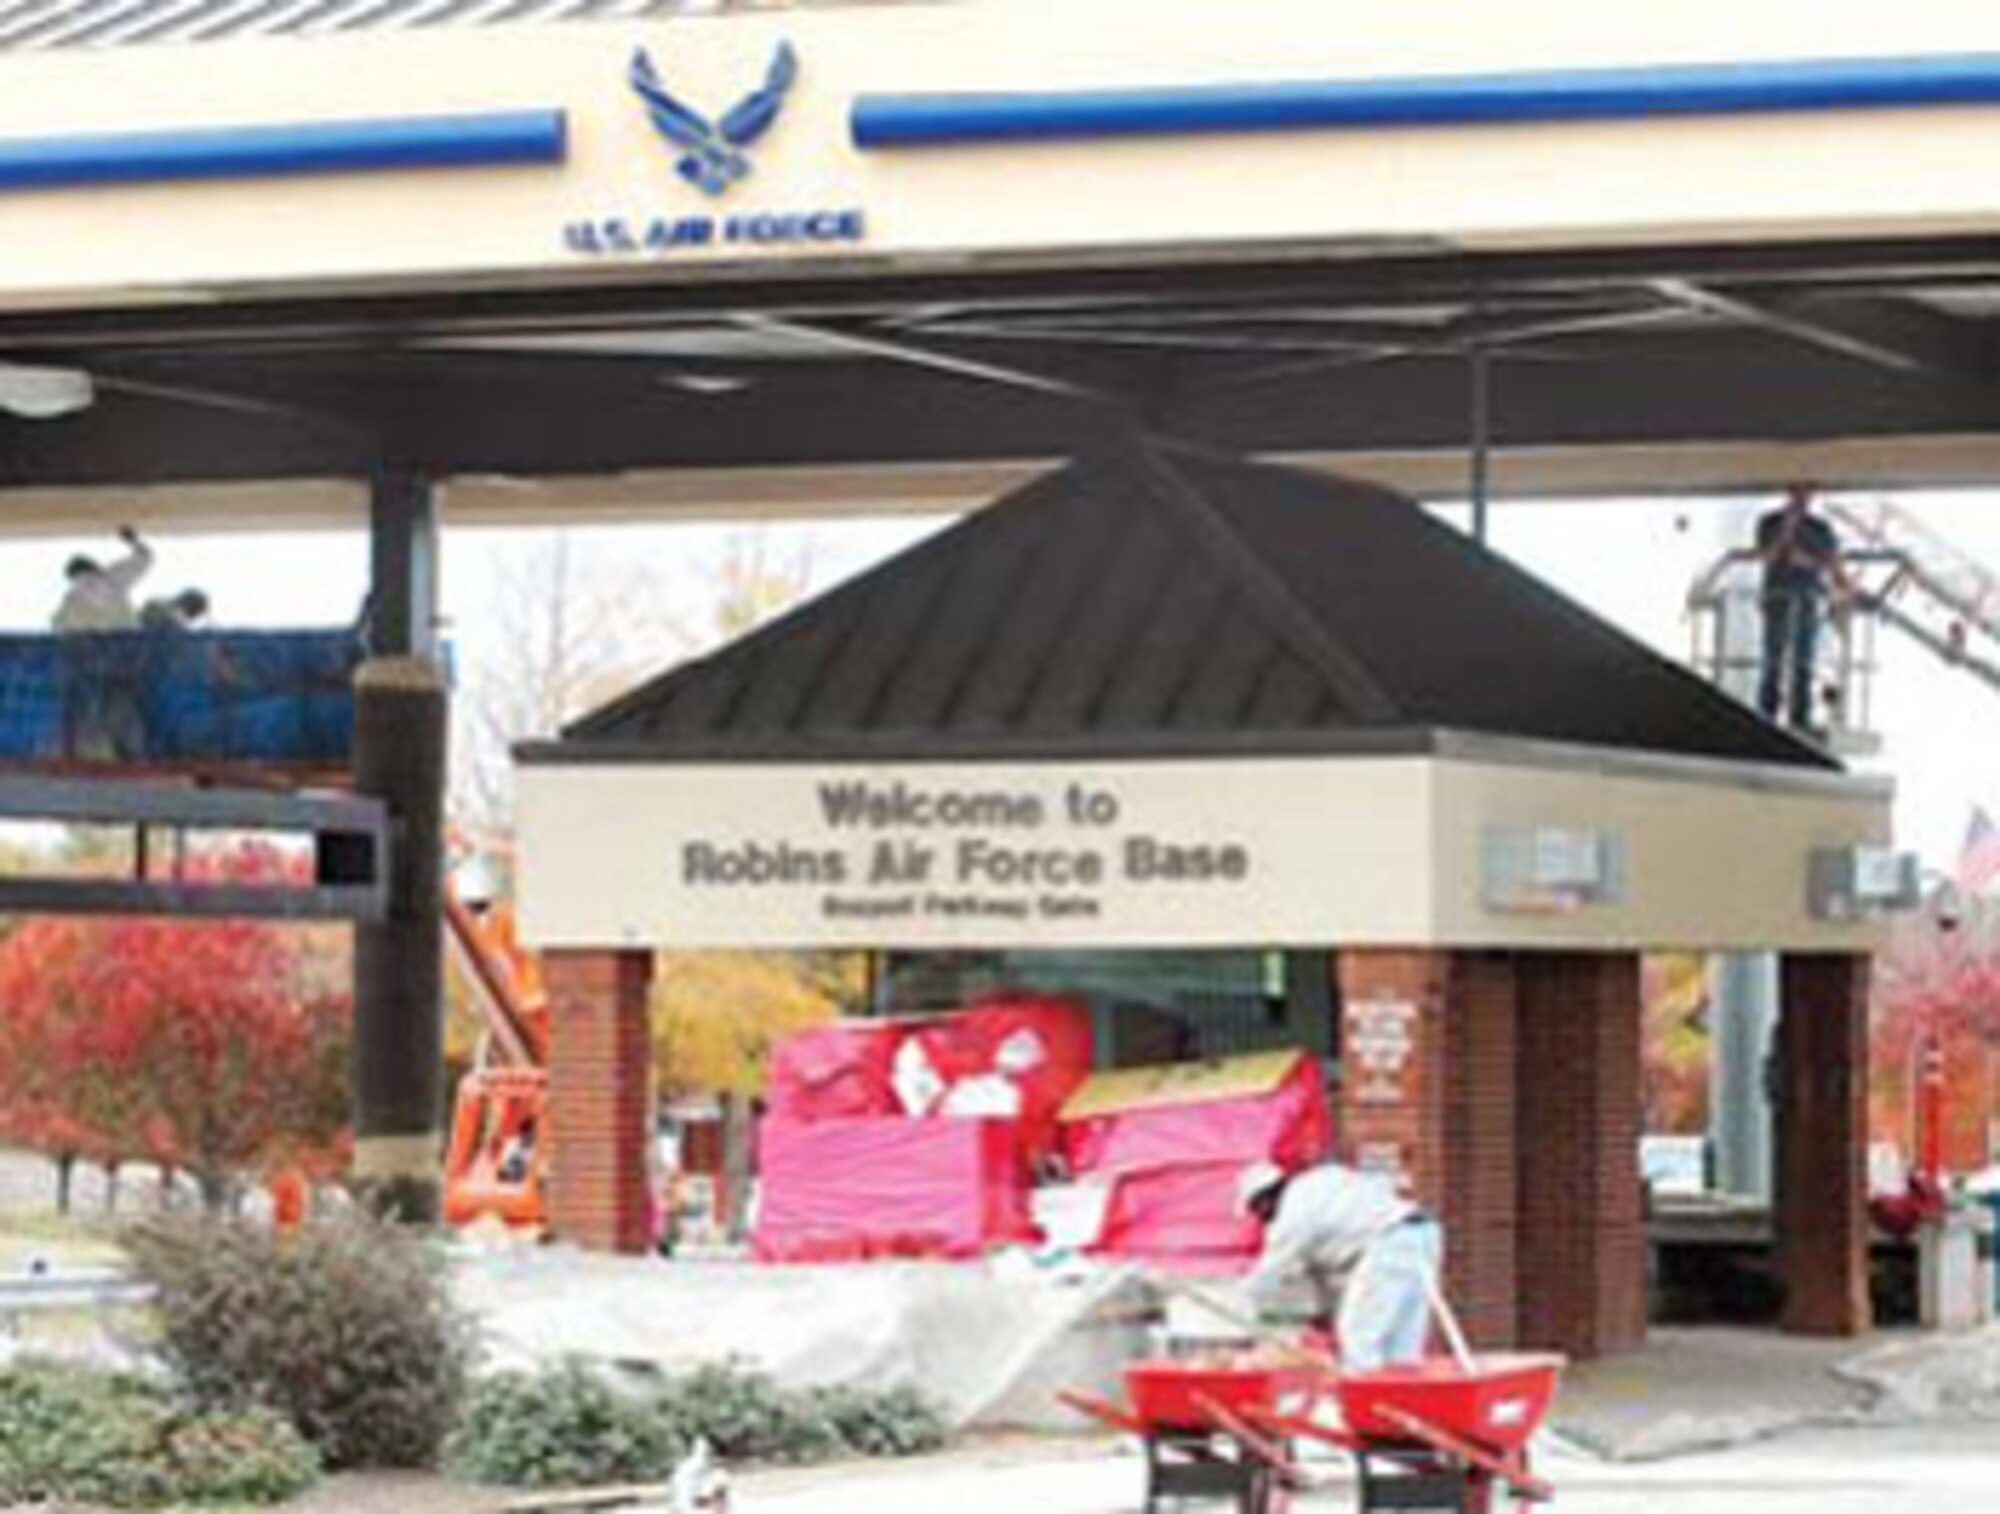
7, 5, 2000, 521
0, 0, 716, 53
540, 444, 1829, 769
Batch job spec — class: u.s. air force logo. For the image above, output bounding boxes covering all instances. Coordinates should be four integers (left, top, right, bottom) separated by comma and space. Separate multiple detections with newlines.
565, 41, 863, 257
628, 42, 798, 197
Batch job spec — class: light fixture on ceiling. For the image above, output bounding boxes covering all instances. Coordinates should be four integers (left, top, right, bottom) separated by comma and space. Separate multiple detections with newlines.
664, 373, 753, 396
0, 363, 96, 420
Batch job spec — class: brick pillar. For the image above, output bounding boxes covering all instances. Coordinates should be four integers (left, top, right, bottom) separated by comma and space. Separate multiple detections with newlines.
544, 949, 654, 1255
1337, 950, 1519, 1347
1444, 954, 1520, 1349
1776, 953, 1872, 1336
1514, 953, 1646, 1359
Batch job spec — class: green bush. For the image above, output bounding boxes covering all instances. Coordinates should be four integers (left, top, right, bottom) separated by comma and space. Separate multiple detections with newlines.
163, 1405, 325, 1505
0, 1360, 318, 1508
806, 1383, 949, 1459
655, 1362, 844, 1465
446, 1365, 680, 1490
122, 1207, 472, 1469
0, 1360, 176, 1508
449, 1362, 949, 1489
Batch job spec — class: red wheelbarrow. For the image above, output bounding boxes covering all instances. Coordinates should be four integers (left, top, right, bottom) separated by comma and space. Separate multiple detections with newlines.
1259, 1352, 1565, 1512
1064, 1349, 1564, 1514
1060, 1355, 1323, 1514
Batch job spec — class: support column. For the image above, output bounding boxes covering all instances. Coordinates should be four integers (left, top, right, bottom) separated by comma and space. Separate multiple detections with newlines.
351, 470, 447, 1220
366, 468, 440, 660
1337, 950, 1519, 1347
545, 949, 655, 1254
1710, 952, 1778, 1200
1775, 953, 1872, 1336
1515, 953, 1646, 1359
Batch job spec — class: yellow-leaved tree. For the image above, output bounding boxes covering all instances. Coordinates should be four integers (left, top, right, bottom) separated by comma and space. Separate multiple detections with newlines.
652, 951, 867, 1098
446, 525, 852, 1101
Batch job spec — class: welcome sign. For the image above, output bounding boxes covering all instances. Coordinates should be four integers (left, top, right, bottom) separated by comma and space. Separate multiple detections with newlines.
517, 757, 1435, 950
679, 774, 1252, 928
517, 748, 1888, 954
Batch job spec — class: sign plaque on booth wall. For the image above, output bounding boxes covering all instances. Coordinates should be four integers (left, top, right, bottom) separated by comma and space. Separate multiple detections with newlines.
1347, 996, 1419, 1105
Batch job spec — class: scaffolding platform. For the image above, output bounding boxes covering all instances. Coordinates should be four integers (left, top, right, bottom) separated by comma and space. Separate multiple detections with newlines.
0, 628, 359, 767
0, 770, 387, 921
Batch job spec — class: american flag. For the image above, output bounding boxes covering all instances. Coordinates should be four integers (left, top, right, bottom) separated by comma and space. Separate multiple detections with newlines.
1956, 806, 2000, 897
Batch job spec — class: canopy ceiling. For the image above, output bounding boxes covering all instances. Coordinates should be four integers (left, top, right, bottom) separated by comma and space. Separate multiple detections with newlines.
5, 234, 2000, 525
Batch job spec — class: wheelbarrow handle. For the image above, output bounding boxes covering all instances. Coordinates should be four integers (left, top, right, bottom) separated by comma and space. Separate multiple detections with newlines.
1250, 1409, 1362, 1454
1156, 1277, 1337, 1372
1056, 1388, 1150, 1438
1421, 1269, 1478, 1374
1375, 1404, 1554, 1502
1190, 1393, 1318, 1491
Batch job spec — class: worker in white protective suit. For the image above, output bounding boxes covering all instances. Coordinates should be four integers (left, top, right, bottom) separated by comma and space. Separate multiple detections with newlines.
53, 526, 155, 633
1237, 1160, 1443, 1372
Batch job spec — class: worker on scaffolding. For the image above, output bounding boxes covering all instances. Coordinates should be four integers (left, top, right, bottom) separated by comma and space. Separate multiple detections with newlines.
140, 588, 211, 632
1754, 485, 1854, 734
53, 525, 154, 633
1237, 1160, 1443, 1371
51, 526, 158, 759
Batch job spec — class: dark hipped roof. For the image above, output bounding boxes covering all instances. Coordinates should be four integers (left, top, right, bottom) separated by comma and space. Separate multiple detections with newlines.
538, 445, 1831, 770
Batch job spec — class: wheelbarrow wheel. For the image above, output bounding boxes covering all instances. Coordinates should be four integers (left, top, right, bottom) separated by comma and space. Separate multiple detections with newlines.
1354, 1445, 1492, 1514
1467, 1466, 1496, 1514
1248, 1459, 1295, 1514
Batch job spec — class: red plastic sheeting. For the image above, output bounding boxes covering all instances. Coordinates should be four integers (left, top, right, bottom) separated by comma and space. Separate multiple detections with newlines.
753, 1116, 1037, 1263
766, 1022, 904, 1121
764, 998, 1093, 1164
911, 997, 1094, 1161
1064, 1054, 1331, 1271
1063, 1054, 1331, 1175
1095, 1160, 1265, 1271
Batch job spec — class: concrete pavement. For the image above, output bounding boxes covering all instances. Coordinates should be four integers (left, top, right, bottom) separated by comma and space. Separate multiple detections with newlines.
738, 1423, 2000, 1513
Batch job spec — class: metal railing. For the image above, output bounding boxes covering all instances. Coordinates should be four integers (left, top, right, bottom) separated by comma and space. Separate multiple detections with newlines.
1688, 533, 2000, 755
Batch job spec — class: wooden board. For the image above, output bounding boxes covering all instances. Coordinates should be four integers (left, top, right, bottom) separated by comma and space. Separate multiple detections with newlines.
1059, 1049, 1305, 1120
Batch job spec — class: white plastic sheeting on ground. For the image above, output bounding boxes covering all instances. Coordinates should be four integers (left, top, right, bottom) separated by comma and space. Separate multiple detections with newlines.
1839, 1325, 2000, 1421
1547, 1327, 1876, 1461
451, 1250, 1152, 1429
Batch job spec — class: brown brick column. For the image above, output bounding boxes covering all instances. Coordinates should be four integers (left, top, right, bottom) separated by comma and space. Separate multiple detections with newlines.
1337, 950, 1519, 1347
544, 949, 654, 1255
1444, 954, 1520, 1349
1515, 953, 1646, 1359
1776, 953, 1872, 1336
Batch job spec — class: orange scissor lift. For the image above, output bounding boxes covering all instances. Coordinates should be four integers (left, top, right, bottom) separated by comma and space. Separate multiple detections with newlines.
441, 892, 553, 1232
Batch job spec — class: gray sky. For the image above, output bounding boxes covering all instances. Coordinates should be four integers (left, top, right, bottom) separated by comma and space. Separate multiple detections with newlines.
1, 491, 1992, 869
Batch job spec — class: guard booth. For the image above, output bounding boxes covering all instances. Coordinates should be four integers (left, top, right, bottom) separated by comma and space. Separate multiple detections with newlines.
517, 447, 1896, 1357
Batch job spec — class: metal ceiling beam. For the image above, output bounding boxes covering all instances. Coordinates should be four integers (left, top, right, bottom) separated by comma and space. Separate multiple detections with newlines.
1651, 279, 1993, 379
12, 232, 2000, 354
733, 313, 1114, 406
9, 316, 2000, 490
1756, 291, 1993, 379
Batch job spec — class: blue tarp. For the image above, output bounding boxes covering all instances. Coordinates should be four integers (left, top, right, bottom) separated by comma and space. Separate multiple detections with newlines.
0, 629, 360, 764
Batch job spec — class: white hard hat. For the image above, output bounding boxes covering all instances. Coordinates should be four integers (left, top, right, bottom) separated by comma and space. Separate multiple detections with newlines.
1236, 1161, 1286, 1217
